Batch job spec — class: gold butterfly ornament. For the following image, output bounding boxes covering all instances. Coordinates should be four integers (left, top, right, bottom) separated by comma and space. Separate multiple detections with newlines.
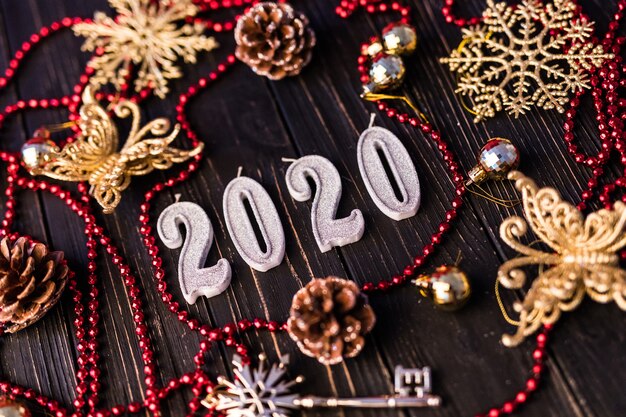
498, 171, 626, 347
21, 87, 203, 214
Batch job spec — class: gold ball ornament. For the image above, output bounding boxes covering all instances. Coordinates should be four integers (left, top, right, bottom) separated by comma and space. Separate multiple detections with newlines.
414, 265, 471, 311
20, 129, 59, 174
0, 398, 30, 417
466, 138, 520, 186
361, 37, 384, 58
382, 22, 418, 56
364, 53, 406, 94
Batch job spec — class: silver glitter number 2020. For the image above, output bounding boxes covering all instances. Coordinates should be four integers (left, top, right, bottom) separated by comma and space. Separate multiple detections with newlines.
223, 176, 286, 272
285, 155, 365, 253
357, 125, 421, 220
157, 200, 232, 304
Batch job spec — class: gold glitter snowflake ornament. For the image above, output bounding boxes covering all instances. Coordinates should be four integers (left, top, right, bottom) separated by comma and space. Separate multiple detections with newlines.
74, 0, 218, 98
440, 0, 613, 122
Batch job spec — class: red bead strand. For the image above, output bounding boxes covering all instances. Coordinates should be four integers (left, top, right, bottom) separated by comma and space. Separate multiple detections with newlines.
0, 17, 89, 92
440, 0, 482, 27
474, 326, 552, 417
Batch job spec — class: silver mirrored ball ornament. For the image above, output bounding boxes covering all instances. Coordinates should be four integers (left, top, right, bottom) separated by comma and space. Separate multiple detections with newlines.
21, 136, 58, 173
467, 138, 520, 186
382, 22, 418, 56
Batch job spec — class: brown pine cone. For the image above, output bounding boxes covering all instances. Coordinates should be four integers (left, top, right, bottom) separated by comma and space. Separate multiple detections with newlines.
234, 2, 316, 80
0, 237, 69, 333
287, 276, 376, 365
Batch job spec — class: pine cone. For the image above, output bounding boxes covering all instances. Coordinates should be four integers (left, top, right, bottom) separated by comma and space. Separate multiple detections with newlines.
0, 237, 69, 333
235, 2, 316, 80
287, 277, 376, 365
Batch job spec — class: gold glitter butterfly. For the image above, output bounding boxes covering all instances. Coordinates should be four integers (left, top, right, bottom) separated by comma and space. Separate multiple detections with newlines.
27, 87, 203, 214
497, 171, 626, 347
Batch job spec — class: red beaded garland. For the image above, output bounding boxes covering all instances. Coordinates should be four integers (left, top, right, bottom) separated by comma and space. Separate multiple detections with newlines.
439, 0, 482, 27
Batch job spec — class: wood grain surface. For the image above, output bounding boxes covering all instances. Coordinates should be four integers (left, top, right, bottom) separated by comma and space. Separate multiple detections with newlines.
0, 0, 624, 416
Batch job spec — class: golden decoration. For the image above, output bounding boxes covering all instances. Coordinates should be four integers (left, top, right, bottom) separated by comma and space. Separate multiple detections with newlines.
73, 0, 218, 98
414, 265, 471, 311
0, 397, 30, 417
497, 171, 626, 347
25, 87, 203, 214
440, 0, 613, 122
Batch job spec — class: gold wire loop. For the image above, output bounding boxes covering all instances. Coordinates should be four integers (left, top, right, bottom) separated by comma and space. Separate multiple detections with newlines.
37, 120, 78, 136
453, 32, 493, 118
201, 383, 231, 409
454, 250, 463, 266
495, 240, 546, 327
495, 279, 520, 326
361, 92, 430, 124
466, 182, 521, 208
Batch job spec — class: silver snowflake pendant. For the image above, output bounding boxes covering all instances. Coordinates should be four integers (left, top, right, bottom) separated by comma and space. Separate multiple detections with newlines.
202, 354, 441, 416
440, 0, 613, 122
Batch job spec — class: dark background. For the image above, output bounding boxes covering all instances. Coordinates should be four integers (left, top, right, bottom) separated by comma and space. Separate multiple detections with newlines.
0, 0, 624, 416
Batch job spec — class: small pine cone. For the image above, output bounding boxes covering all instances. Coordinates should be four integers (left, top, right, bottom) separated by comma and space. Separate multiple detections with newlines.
287, 276, 376, 365
234, 2, 316, 80
0, 237, 69, 333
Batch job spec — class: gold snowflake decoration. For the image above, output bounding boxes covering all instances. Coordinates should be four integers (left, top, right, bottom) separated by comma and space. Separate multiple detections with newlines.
440, 0, 613, 122
73, 0, 218, 98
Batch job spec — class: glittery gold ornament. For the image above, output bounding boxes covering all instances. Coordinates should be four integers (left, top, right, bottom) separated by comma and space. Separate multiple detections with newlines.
440, 0, 613, 122
73, 0, 218, 98
414, 265, 471, 311
497, 171, 626, 347
23, 87, 203, 214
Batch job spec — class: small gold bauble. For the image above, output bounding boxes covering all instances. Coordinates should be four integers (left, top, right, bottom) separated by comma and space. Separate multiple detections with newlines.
382, 22, 418, 56
414, 265, 471, 311
361, 38, 384, 57
21, 133, 59, 173
367, 53, 406, 93
466, 138, 520, 186
0, 397, 30, 417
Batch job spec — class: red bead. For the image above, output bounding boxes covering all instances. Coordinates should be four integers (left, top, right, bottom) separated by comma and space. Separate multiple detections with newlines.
502, 402, 514, 413
208, 329, 222, 341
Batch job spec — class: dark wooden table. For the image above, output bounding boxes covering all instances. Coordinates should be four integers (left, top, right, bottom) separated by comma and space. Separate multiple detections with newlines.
0, 0, 624, 416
